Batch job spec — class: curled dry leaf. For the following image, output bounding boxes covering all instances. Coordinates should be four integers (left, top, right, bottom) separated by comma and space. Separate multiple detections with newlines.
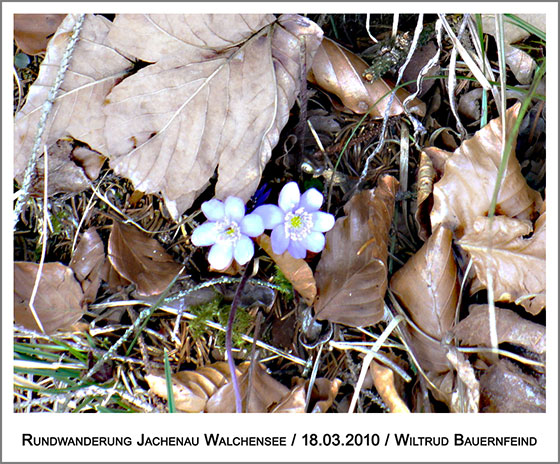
482, 14, 546, 84
457, 213, 545, 315
104, 14, 323, 218
370, 360, 410, 413
314, 175, 399, 327
430, 103, 542, 239
14, 262, 85, 334
70, 227, 105, 304
307, 37, 426, 117
390, 226, 459, 374
14, 14, 134, 183
271, 378, 341, 413
23, 139, 106, 197
14, 14, 66, 55
205, 362, 290, 413
479, 359, 545, 413
108, 222, 183, 296
146, 362, 233, 413
256, 234, 317, 305
455, 304, 546, 355
414, 151, 437, 241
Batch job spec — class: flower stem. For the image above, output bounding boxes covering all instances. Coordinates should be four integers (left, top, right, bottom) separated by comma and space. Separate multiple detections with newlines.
226, 261, 252, 413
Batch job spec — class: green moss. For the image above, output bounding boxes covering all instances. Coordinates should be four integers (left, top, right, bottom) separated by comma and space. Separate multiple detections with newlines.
188, 297, 253, 349
272, 266, 294, 301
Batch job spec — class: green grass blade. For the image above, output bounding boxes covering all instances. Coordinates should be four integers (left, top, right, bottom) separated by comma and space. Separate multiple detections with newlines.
163, 348, 176, 413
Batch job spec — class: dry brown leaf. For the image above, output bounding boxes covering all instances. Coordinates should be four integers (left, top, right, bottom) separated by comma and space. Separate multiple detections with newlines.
256, 234, 317, 305
146, 362, 233, 413
14, 262, 85, 334
69, 227, 105, 304
22, 139, 106, 197
479, 359, 545, 412
414, 151, 437, 241
457, 214, 545, 315
104, 14, 323, 218
205, 362, 290, 413
430, 103, 542, 239
14, 14, 66, 55
307, 37, 425, 117
271, 378, 341, 413
14, 14, 134, 183
370, 360, 410, 413
107, 222, 183, 296
455, 304, 546, 355
314, 175, 399, 327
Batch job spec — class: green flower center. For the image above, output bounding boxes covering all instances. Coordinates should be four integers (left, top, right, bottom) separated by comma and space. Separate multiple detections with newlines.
284, 208, 313, 241
216, 219, 240, 243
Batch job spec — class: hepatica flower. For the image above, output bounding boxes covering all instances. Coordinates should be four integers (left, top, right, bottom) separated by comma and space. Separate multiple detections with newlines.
191, 197, 264, 270
254, 182, 335, 259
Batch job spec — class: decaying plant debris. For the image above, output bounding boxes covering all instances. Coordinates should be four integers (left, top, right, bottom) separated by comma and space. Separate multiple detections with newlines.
13, 13, 546, 414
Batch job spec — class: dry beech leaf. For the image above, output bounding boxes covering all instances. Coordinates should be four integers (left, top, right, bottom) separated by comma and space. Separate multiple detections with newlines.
108, 222, 183, 296
205, 362, 290, 413
104, 14, 323, 219
479, 359, 545, 413
430, 103, 542, 239
146, 362, 233, 413
69, 227, 105, 304
455, 305, 546, 355
256, 234, 317, 305
307, 37, 425, 117
457, 213, 545, 315
22, 139, 105, 197
370, 360, 410, 413
314, 175, 399, 327
14, 14, 134, 183
271, 378, 341, 413
14, 262, 85, 334
14, 14, 66, 55
390, 226, 459, 374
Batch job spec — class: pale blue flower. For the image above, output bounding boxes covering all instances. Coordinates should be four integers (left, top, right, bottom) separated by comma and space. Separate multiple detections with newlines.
191, 197, 264, 270
253, 182, 335, 259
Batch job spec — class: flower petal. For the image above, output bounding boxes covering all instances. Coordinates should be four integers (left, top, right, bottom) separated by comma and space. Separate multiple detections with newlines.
240, 213, 264, 237
301, 231, 326, 253
311, 211, 335, 232
191, 222, 218, 246
287, 240, 307, 259
278, 182, 300, 212
233, 235, 254, 265
253, 204, 284, 229
201, 199, 225, 221
208, 242, 234, 270
271, 225, 289, 255
224, 196, 245, 221
299, 188, 323, 212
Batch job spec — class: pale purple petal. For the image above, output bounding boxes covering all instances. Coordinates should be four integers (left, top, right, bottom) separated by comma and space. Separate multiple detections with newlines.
311, 211, 335, 232
201, 199, 225, 221
234, 235, 254, 265
299, 188, 323, 212
253, 204, 284, 229
287, 240, 307, 259
278, 182, 300, 213
271, 225, 289, 255
240, 213, 264, 237
224, 196, 245, 221
191, 222, 218, 246
208, 242, 234, 270
301, 231, 326, 253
